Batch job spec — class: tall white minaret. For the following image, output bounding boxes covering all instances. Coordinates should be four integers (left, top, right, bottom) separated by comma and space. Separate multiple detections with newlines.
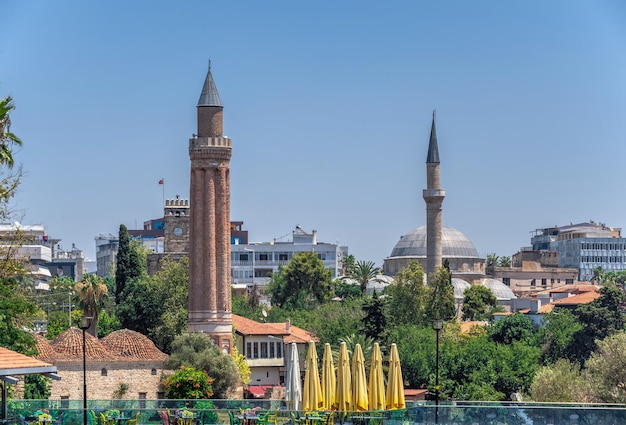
422, 111, 445, 282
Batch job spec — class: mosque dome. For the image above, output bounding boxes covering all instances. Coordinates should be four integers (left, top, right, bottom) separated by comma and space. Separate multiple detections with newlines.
452, 278, 471, 300
390, 225, 480, 258
481, 278, 517, 301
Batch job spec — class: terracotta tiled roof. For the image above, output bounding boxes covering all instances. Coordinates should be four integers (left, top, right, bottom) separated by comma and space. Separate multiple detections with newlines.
232, 315, 290, 336
34, 333, 57, 362
267, 322, 318, 344
232, 314, 318, 343
0, 346, 56, 374
536, 284, 601, 296
35, 328, 168, 363
100, 329, 168, 361
50, 328, 117, 361
551, 291, 601, 306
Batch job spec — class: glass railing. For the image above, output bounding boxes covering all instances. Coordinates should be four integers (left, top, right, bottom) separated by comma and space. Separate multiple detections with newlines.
4, 400, 626, 425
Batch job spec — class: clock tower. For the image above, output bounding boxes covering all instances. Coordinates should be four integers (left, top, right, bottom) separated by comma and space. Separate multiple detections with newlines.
163, 195, 190, 253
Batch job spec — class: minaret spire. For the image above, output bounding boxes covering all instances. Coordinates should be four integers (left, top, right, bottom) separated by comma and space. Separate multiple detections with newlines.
423, 110, 446, 282
426, 109, 440, 163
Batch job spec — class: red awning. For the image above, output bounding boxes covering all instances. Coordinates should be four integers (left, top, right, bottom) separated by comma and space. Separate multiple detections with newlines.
246, 385, 271, 398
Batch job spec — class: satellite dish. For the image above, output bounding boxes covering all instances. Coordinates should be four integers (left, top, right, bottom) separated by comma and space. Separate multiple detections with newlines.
262, 310, 268, 318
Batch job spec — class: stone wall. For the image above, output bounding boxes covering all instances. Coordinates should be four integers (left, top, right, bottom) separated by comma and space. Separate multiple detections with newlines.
49, 361, 171, 400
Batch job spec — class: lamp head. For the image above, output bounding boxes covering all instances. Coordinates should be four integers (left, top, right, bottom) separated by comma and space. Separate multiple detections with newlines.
433, 319, 443, 331
80, 316, 93, 330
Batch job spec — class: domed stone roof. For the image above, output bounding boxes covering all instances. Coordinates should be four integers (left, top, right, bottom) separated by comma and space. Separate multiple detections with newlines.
452, 278, 471, 299
51, 328, 116, 361
101, 329, 168, 361
34, 333, 57, 362
481, 278, 517, 301
390, 225, 480, 258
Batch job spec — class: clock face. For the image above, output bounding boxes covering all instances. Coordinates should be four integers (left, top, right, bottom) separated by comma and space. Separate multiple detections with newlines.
174, 227, 182, 236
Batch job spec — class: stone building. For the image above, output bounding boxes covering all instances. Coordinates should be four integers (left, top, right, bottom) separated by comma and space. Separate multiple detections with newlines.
34, 329, 169, 400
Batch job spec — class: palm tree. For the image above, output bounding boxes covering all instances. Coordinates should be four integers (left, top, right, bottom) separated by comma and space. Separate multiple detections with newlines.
592, 266, 604, 284
498, 256, 512, 267
350, 260, 382, 294
0, 96, 23, 169
486, 253, 499, 267
340, 254, 356, 277
74, 273, 108, 337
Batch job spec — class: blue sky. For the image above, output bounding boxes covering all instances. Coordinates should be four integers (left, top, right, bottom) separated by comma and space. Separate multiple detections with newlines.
1, 1, 626, 266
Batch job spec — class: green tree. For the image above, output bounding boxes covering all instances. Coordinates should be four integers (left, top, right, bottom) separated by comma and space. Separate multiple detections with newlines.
568, 283, 626, 362
165, 332, 240, 399
497, 256, 511, 267
490, 314, 538, 345
386, 260, 428, 326
116, 277, 162, 336
361, 291, 388, 342
163, 366, 214, 399
349, 260, 381, 294
148, 257, 190, 354
584, 331, 626, 403
529, 359, 587, 402
591, 266, 604, 284
340, 254, 355, 277
115, 224, 145, 298
267, 252, 332, 309
486, 253, 499, 267
427, 265, 456, 322
74, 273, 108, 337
604, 270, 626, 287
0, 276, 36, 353
333, 279, 361, 300
0, 96, 22, 169
23, 375, 50, 399
462, 285, 497, 321
540, 309, 582, 365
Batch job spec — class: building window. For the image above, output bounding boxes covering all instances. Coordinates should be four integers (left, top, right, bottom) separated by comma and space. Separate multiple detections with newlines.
139, 393, 146, 409
61, 397, 69, 409
259, 253, 269, 261
541, 279, 547, 286
260, 342, 268, 358
101, 368, 108, 376
253, 342, 259, 359
502, 278, 510, 286
270, 343, 275, 358
151, 368, 157, 375
246, 342, 252, 357
157, 391, 165, 400
566, 279, 574, 284
530, 279, 536, 287
276, 342, 282, 358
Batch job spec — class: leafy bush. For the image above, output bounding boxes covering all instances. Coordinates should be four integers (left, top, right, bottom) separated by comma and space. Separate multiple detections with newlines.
163, 366, 214, 399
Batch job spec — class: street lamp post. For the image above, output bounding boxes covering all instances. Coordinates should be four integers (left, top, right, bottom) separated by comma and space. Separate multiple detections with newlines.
80, 316, 92, 425
432, 319, 443, 424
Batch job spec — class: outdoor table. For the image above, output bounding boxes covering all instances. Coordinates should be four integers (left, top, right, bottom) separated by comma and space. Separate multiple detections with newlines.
238, 414, 259, 425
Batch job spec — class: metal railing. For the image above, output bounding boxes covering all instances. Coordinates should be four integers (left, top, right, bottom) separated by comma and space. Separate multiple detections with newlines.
5, 400, 626, 425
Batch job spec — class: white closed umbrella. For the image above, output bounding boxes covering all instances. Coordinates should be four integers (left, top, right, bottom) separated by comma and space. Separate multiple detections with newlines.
285, 342, 302, 411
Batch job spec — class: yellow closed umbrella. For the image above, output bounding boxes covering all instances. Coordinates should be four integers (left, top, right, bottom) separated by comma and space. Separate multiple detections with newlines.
321, 343, 336, 410
351, 343, 369, 412
385, 343, 405, 410
368, 342, 385, 411
303, 341, 323, 411
335, 342, 352, 412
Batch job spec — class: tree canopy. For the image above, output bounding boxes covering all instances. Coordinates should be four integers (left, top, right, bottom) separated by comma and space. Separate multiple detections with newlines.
267, 251, 332, 309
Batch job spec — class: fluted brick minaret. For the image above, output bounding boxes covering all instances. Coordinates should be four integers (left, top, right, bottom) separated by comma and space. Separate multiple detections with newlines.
422, 111, 445, 282
188, 62, 233, 353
